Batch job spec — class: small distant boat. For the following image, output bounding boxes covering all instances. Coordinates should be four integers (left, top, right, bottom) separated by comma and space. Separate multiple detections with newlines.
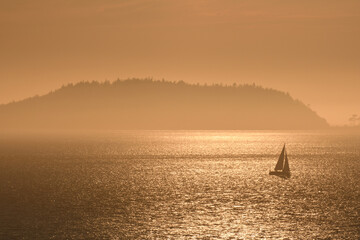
269, 144, 290, 178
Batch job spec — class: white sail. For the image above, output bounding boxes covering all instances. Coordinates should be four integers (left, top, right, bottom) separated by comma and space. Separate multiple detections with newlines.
283, 151, 290, 173
274, 145, 285, 171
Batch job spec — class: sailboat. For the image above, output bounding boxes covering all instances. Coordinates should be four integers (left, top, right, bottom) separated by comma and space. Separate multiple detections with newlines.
269, 144, 290, 178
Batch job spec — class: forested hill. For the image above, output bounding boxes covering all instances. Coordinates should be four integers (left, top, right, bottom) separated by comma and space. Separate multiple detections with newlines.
0, 79, 328, 130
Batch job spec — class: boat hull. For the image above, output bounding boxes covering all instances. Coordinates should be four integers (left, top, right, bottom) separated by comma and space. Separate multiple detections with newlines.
269, 170, 291, 178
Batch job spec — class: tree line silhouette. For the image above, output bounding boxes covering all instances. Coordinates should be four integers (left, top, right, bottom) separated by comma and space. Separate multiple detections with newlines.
0, 78, 328, 130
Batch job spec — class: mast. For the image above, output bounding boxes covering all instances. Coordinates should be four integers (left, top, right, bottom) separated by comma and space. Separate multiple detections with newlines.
274, 144, 285, 171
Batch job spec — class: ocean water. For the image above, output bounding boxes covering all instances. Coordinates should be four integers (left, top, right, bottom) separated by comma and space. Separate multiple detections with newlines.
0, 131, 359, 239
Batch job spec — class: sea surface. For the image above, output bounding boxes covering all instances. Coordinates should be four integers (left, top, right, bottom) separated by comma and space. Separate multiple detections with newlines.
0, 131, 359, 239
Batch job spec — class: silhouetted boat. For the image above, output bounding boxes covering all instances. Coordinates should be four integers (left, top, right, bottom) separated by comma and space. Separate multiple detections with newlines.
269, 144, 290, 178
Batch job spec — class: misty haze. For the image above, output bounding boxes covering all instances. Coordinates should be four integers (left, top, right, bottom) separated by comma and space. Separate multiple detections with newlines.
1, 0, 359, 239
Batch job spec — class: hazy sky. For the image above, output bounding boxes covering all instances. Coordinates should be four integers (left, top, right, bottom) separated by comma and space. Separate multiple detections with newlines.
1, 0, 359, 125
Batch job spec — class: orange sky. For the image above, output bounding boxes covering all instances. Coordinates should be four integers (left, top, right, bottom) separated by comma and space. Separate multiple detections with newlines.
1, 0, 359, 125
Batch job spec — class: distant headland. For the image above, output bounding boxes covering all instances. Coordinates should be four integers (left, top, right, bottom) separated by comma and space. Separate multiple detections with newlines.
0, 79, 329, 130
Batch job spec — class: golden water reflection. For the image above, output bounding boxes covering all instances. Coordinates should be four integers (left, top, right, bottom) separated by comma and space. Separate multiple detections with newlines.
0, 131, 359, 239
